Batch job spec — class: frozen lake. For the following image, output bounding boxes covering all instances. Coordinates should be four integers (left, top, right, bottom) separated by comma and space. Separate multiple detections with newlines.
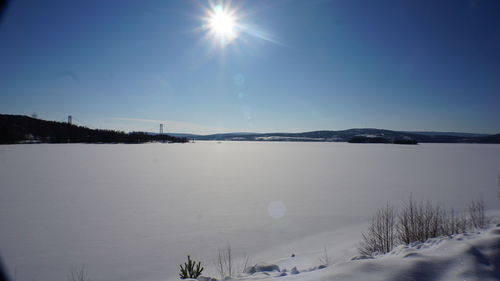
1, 142, 500, 281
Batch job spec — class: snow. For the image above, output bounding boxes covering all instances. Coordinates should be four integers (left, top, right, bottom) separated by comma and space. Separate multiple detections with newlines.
254, 136, 326, 141
0, 142, 499, 281
220, 224, 500, 281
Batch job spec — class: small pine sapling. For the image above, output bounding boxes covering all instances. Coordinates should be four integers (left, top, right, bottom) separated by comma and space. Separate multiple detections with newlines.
179, 255, 204, 279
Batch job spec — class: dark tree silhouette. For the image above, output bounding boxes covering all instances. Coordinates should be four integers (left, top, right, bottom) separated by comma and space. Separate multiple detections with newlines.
0, 114, 188, 144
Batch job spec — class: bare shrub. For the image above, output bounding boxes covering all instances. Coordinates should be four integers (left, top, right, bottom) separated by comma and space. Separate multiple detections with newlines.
215, 245, 251, 278
319, 247, 330, 266
397, 197, 419, 244
440, 208, 457, 236
68, 266, 90, 281
237, 253, 250, 275
456, 210, 469, 233
469, 199, 486, 229
397, 198, 447, 244
359, 197, 489, 255
359, 203, 397, 255
440, 208, 468, 235
215, 245, 234, 278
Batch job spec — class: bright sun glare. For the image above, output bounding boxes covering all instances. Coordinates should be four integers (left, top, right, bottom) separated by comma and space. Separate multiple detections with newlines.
206, 4, 238, 45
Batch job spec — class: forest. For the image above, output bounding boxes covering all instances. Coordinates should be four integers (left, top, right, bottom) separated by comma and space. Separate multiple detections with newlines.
0, 114, 188, 144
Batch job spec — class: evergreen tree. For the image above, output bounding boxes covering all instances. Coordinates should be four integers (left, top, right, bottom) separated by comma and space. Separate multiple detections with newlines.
179, 255, 204, 279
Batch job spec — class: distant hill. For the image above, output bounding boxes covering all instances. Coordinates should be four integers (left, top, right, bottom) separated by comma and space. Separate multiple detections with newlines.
0, 114, 188, 144
175, 128, 500, 144
402, 131, 489, 138
3, 114, 497, 144
461, 134, 500, 143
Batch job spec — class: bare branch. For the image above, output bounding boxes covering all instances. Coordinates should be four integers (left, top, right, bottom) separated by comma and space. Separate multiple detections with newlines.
68, 266, 90, 281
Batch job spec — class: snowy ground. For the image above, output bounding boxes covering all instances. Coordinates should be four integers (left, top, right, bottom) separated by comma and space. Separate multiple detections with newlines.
0, 142, 499, 281
218, 221, 500, 281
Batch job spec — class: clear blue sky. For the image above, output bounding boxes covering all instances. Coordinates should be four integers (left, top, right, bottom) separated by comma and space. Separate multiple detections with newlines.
0, 0, 499, 134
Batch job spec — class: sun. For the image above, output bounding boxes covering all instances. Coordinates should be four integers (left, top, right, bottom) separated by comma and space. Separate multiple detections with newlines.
206, 4, 239, 45
210, 6, 235, 36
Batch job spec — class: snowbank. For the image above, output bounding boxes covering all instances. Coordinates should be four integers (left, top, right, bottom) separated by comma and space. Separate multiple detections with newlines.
205, 224, 500, 281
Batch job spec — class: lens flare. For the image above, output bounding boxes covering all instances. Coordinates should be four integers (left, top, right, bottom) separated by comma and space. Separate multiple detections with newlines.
268, 200, 286, 219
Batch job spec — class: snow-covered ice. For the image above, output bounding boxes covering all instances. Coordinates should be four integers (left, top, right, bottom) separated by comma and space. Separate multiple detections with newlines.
0, 142, 499, 281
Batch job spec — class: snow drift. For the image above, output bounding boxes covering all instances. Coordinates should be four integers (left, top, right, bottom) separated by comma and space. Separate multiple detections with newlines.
214, 224, 500, 281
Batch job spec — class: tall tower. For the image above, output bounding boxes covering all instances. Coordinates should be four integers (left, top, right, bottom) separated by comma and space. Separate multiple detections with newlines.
160, 124, 163, 135
68, 115, 72, 125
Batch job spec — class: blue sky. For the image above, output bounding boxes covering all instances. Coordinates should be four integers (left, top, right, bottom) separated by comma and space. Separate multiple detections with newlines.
0, 0, 499, 134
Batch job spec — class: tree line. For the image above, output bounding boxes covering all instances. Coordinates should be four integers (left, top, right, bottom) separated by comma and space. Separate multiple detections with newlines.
0, 114, 188, 144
